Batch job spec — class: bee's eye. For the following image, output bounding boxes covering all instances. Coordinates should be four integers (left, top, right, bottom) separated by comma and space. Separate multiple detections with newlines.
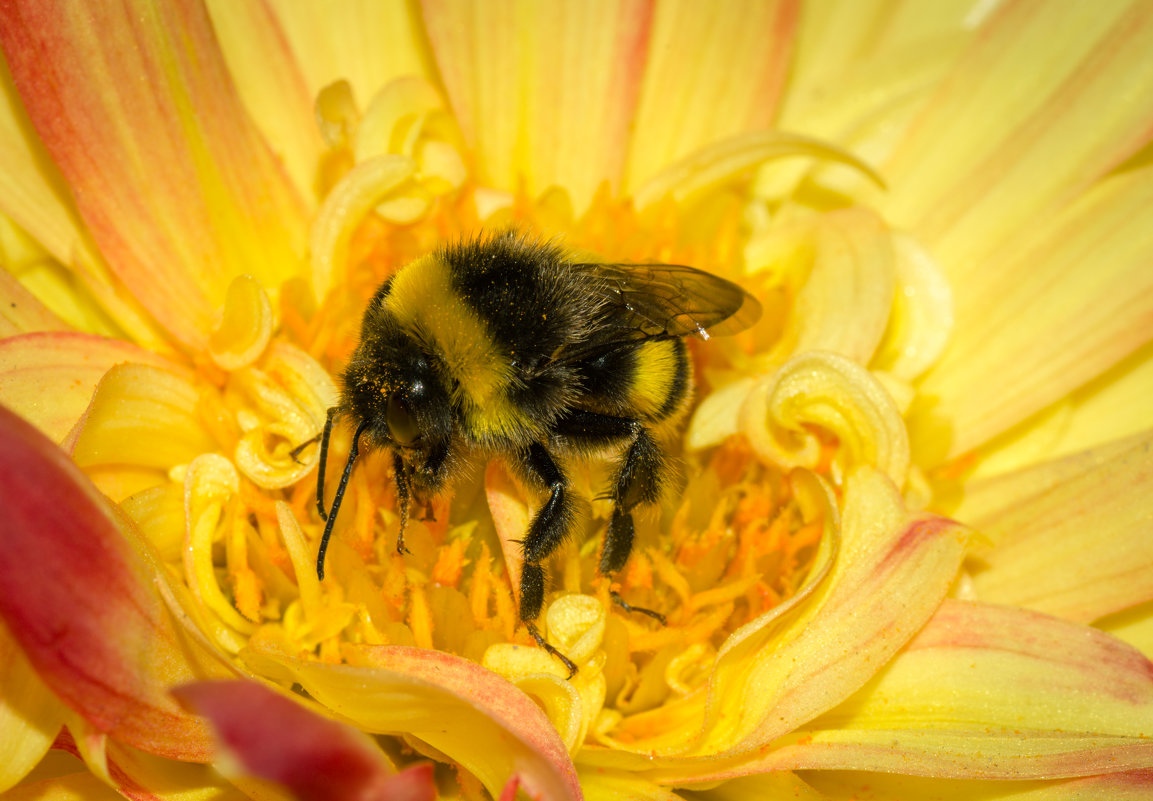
386, 393, 421, 446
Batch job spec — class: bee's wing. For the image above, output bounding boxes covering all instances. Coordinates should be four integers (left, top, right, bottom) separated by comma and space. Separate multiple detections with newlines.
574, 262, 762, 341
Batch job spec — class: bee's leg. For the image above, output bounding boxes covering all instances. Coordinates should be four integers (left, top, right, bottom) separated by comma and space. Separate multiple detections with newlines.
516, 442, 577, 678
603, 426, 667, 624
552, 410, 667, 624
392, 451, 411, 555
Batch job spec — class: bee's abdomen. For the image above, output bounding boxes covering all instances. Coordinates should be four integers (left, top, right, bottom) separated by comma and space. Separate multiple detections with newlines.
576, 337, 690, 424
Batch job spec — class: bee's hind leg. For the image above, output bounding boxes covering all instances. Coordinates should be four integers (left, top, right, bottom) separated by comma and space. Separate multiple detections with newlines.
516, 443, 578, 678
601, 425, 668, 624
551, 410, 670, 624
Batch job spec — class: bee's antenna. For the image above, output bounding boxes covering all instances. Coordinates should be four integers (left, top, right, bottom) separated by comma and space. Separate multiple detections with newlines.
316, 419, 370, 581
315, 407, 337, 521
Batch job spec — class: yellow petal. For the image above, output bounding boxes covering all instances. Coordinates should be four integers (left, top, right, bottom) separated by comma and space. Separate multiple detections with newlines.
310, 154, 416, 298
578, 769, 687, 801
422, 0, 652, 213
0, 265, 66, 336
778, 208, 895, 365
265, 0, 432, 109
230, 342, 336, 490
204, 0, 323, 207
883, 1, 1153, 281
0, 623, 65, 793
966, 431, 1153, 623
623, 0, 797, 192
0, 772, 123, 801
632, 132, 883, 211
912, 163, 1153, 462
869, 233, 953, 382
969, 343, 1153, 480
0, 332, 172, 443
207, 275, 274, 371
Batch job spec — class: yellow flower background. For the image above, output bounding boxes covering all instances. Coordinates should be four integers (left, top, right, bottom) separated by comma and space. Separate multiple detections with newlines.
1, 0, 1152, 799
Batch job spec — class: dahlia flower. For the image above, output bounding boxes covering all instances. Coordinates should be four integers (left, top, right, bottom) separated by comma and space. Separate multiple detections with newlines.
1, 1, 1151, 799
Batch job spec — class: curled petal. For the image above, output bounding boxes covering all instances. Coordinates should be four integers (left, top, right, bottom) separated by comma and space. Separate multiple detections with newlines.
590, 466, 967, 774
782, 208, 895, 364
69, 362, 217, 473
354, 76, 447, 163
183, 455, 252, 640
310, 154, 416, 298
231, 342, 337, 489
0, 404, 215, 761
634, 131, 883, 211
252, 646, 582, 801
741, 351, 910, 487
174, 680, 434, 801
208, 275, 275, 371
699, 467, 966, 755
869, 233, 954, 382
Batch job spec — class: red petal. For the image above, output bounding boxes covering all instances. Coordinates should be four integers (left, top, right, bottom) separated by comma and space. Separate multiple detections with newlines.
174, 680, 435, 801
0, 404, 213, 760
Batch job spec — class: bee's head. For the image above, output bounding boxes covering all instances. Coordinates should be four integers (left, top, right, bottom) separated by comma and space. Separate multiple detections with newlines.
340, 312, 452, 466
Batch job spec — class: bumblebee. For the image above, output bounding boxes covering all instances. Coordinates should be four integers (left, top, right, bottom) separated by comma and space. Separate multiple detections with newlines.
314, 231, 760, 674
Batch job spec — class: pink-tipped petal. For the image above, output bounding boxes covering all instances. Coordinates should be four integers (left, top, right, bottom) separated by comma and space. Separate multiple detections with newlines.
732, 601, 1153, 780
965, 432, 1153, 623
258, 646, 582, 801
174, 680, 435, 801
699, 467, 967, 754
0, 404, 215, 761
0, 332, 173, 443
0, 0, 309, 349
